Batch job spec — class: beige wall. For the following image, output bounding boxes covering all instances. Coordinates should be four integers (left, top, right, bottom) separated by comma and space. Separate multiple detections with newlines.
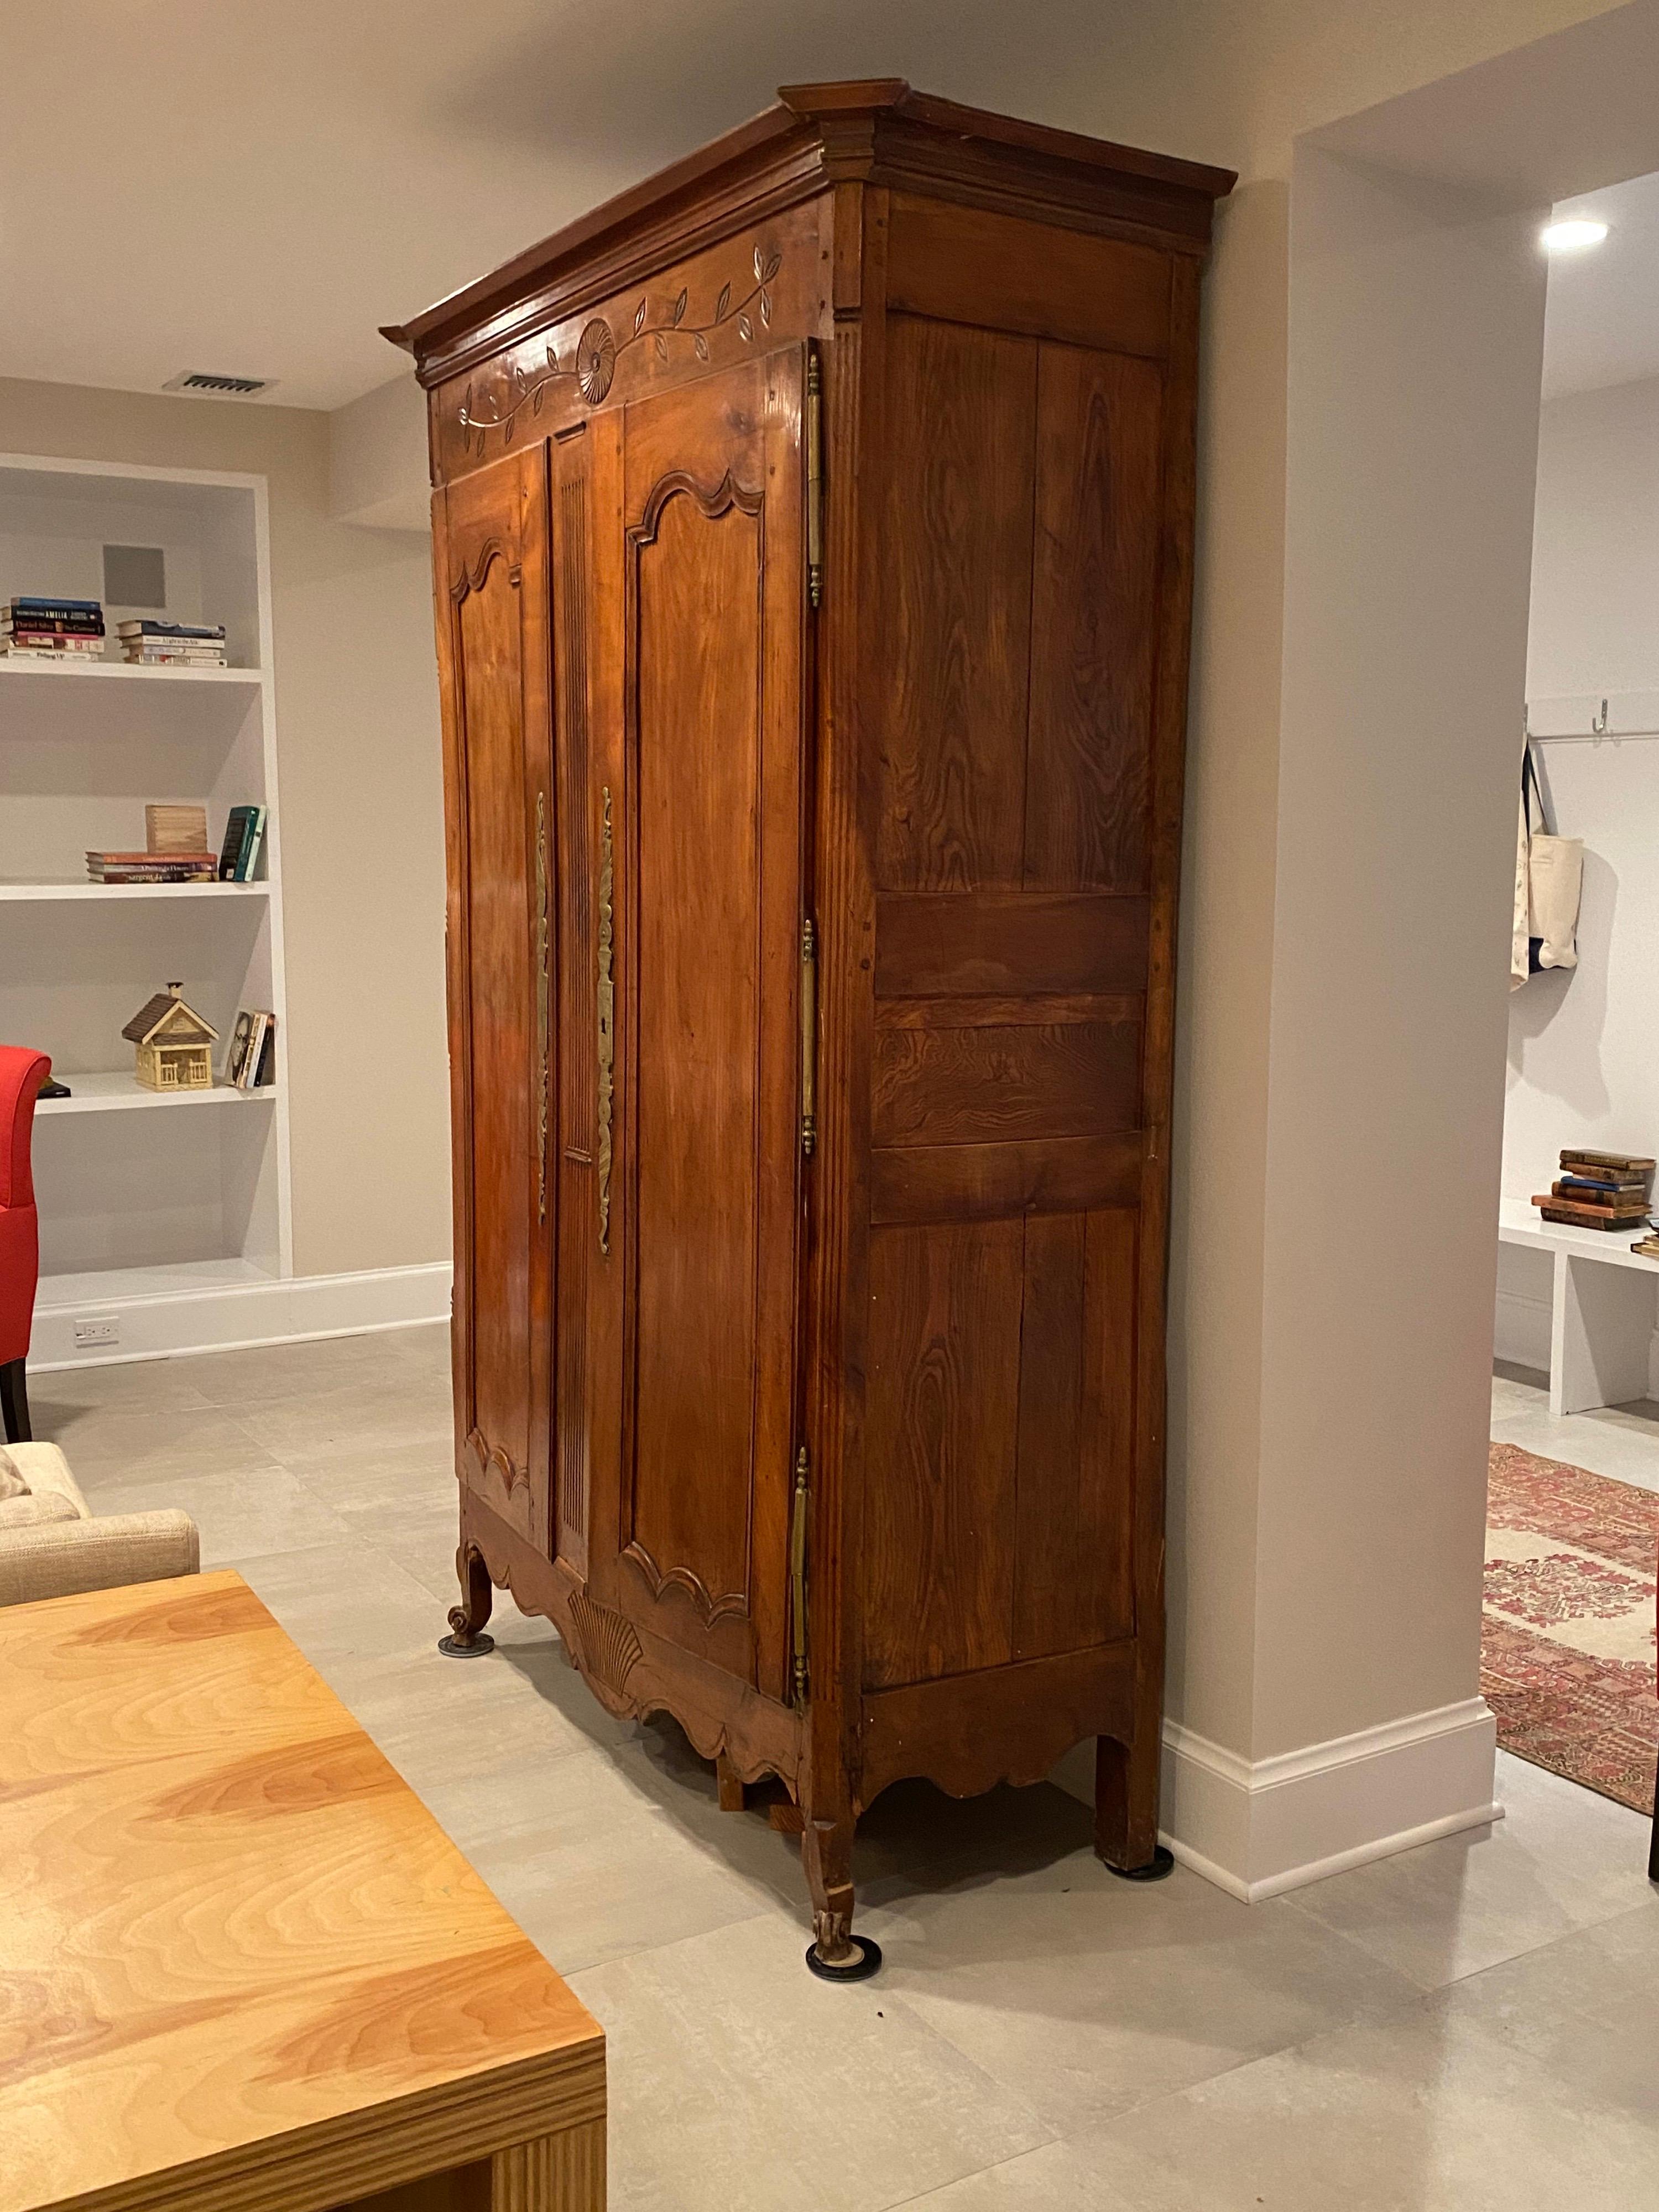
0, 376, 448, 1280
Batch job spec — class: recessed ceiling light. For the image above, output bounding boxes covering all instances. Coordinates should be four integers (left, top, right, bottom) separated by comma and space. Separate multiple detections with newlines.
1541, 218, 1608, 253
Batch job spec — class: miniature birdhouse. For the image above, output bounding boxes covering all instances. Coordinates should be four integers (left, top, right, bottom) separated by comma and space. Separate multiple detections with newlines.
122, 982, 218, 1092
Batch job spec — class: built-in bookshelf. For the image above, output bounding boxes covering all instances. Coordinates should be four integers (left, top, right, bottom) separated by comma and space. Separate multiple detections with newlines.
0, 455, 291, 1359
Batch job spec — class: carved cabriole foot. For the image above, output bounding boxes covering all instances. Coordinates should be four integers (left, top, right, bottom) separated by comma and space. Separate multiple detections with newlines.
1094, 1730, 1173, 1881
801, 1814, 882, 1981
715, 1751, 746, 1812
439, 1541, 496, 1657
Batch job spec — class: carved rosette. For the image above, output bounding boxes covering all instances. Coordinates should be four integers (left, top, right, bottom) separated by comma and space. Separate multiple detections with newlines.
575, 319, 615, 404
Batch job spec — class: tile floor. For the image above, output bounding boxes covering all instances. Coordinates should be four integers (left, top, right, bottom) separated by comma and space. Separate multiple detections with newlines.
1492, 1361, 1659, 1495
32, 1328, 1659, 2212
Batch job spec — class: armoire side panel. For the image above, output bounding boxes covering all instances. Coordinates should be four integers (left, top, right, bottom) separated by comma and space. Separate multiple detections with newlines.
1025, 346, 1164, 895
862, 1219, 1024, 1689
1011, 1207, 1138, 1660
874, 315, 1035, 894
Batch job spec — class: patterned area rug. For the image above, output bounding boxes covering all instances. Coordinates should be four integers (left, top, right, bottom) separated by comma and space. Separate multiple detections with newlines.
1483, 1443, 1657, 1813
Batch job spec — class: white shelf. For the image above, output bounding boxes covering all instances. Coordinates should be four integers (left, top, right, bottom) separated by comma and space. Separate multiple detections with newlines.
0, 656, 262, 690
0, 450, 291, 1331
0, 880, 268, 901
35, 1256, 277, 1312
35, 1070, 276, 1116
1497, 1194, 1658, 1276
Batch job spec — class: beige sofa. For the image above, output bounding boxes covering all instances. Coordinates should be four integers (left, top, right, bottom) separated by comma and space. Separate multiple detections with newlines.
0, 1443, 199, 1607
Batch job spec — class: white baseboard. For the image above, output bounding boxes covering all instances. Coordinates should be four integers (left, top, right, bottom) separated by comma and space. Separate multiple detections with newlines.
1494, 1285, 1552, 1375
30, 1261, 451, 1370
1053, 1695, 1501, 1901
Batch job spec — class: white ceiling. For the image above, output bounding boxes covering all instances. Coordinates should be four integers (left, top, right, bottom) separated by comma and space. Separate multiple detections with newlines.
0, 0, 1206, 414
7, 5, 1659, 418
1543, 169, 1659, 400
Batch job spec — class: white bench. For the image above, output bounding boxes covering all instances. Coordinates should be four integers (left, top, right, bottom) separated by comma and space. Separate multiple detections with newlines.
1498, 1196, 1659, 1416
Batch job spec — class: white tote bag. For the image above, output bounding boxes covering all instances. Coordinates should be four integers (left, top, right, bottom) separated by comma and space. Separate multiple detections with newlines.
1520, 743, 1583, 977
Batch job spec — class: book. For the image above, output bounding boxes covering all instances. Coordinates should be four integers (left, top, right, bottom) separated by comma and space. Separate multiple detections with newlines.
1537, 1203, 1644, 1232
87, 864, 217, 881
12, 595, 101, 614
237, 1011, 271, 1090
145, 805, 209, 854
122, 648, 227, 665
218, 804, 266, 882
2, 633, 102, 651
0, 643, 105, 658
2, 615, 105, 635
1631, 1233, 1659, 1259
117, 619, 226, 640
1536, 1186, 1647, 1212
224, 1011, 255, 1087
1557, 1172, 1646, 1196
236, 805, 267, 881
219, 806, 255, 880
253, 1019, 276, 1088
1559, 1149, 1656, 1172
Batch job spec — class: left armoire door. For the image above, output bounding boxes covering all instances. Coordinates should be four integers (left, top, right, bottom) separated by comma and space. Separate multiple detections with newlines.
434, 445, 556, 1551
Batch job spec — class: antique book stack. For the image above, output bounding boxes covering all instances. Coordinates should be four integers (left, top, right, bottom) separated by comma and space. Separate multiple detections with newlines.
86, 801, 218, 885
1532, 1149, 1655, 1232
1, 596, 105, 658
117, 619, 228, 667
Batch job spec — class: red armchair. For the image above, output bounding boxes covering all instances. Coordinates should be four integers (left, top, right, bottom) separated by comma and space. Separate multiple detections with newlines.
0, 1047, 50, 1443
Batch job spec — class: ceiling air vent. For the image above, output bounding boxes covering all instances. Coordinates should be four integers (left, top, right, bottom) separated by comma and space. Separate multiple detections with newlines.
161, 371, 275, 398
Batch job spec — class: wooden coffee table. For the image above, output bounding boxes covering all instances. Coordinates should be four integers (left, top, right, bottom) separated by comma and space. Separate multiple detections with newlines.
0, 1570, 604, 2212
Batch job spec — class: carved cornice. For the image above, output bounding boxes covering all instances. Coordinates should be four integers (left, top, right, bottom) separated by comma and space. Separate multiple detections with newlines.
382, 84, 1232, 390
457, 247, 783, 458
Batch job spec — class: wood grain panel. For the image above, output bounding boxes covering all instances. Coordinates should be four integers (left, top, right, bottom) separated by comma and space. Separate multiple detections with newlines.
630, 482, 761, 1618
876, 891, 1150, 997
1025, 345, 1164, 893
870, 1132, 1143, 1225
873, 1019, 1139, 1147
0, 1572, 603, 2212
885, 194, 1171, 358
875, 316, 1035, 892
859, 1639, 1136, 1809
863, 1221, 1023, 1688
1013, 1208, 1137, 1658
552, 437, 593, 1572
875, 992, 1142, 1030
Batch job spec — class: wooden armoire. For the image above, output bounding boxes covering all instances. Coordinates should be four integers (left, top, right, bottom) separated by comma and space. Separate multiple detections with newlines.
386, 81, 1232, 1978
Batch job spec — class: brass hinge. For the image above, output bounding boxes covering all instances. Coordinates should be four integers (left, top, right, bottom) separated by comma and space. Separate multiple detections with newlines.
805, 346, 823, 611
790, 1444, 810, 1707
800, 915, 817, 1157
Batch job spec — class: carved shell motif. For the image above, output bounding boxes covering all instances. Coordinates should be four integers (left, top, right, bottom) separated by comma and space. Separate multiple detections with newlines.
575, 319, 616, 405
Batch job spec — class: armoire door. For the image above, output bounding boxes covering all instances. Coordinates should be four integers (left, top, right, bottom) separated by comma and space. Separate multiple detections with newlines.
433, 445, 555, 1553
588, 349, 807, 1706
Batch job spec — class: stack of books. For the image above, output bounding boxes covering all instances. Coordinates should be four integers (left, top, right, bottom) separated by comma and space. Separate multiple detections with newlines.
1, 596, 105, 658
225, 1009, 276, 1089
85, 849, 217, 886
1532, 1149, 1655, 1232
118, 619, 228, 667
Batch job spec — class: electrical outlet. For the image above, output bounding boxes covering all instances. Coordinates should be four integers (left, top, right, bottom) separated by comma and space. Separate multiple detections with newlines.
73, 1314, 120, 1348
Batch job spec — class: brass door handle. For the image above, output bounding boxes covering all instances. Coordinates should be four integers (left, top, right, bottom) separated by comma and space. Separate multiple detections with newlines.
597, 785, 614, 1254
800, 915, 817, 1157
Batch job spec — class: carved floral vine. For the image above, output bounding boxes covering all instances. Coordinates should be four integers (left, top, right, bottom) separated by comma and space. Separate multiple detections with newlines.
459, 243, 784, 452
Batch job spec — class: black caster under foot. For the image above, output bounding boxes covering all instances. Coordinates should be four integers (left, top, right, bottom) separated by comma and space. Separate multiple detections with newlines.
805, 1934, 883, 1982
437, 1630, 495, 1658
1105, 1844, 1175, 1882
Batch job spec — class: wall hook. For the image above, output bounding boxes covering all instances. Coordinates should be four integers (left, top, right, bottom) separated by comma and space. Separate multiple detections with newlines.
1592, 697, 1609, 742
